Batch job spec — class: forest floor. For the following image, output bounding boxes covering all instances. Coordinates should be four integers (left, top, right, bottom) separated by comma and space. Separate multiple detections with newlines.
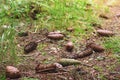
1, 1, 120, 80
12, 5, 120, 80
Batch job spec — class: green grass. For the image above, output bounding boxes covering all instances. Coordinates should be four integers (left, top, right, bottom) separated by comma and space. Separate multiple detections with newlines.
0, 0, 100, 30
0, 75, 6, 80
104, 37, 120, 54
0, 25, 18, 64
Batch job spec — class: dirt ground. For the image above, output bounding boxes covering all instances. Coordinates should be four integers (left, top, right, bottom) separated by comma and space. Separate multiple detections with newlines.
7, 5, 120, 80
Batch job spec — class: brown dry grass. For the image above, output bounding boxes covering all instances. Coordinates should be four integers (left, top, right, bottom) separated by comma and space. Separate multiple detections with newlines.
94, 0, 120, 6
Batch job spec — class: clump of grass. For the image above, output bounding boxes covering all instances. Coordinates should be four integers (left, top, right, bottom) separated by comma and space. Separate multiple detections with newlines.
104, 37, 120, 54
93, 0, 110, 17
0, 0, 100, 32
0, 75, 6, 80
0, 25, 18, 64
0, 0, 31, 19
37, 0, 99, 30
94, 65, 103, 72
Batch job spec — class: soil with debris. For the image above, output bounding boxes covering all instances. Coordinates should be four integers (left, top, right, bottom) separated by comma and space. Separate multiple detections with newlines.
6, 6, 120, 80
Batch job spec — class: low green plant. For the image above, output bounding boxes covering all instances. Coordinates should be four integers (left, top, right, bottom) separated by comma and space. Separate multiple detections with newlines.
97, 74, 107, 80
0, 75, 6, 80
94, 65, 103, 72
0, 25, 18, 64
104, 37, 120, 54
